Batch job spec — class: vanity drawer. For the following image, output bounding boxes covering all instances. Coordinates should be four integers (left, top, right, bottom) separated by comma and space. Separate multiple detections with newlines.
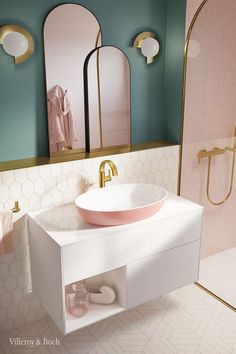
62, 211, 202, 284
126, 241, 200, 308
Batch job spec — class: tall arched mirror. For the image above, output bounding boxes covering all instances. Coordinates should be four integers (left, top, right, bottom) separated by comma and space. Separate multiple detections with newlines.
44, 4, 101, 156
84, 46, 131, 152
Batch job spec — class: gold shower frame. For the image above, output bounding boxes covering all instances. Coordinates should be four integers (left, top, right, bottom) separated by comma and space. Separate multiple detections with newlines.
178, 0, 209, 195
179, 0, 236, 311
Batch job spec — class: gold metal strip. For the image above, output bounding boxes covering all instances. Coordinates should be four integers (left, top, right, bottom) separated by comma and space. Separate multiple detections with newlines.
178, 0, 209, 195
195, 282, 236, 312
95, 29, 101, 49
96, 45, 103, 149
0, 141, 175, 172
94, 30, 103, 148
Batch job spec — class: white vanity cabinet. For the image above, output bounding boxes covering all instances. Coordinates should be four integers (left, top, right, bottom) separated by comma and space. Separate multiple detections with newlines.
28, 193, 203, 335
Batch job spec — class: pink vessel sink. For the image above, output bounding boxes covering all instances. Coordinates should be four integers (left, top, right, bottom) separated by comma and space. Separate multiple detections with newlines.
75, 184, 168, 226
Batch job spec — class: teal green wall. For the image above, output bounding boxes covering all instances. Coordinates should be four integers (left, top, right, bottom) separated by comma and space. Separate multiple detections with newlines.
164, 0, 186, 143
0, 0, 186, 162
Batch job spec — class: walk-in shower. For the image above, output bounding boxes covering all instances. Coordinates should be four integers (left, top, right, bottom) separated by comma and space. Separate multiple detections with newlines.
180, 0, 236, 309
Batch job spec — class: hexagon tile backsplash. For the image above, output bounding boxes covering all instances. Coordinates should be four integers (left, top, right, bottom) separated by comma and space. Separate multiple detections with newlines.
0, 145, 179, 334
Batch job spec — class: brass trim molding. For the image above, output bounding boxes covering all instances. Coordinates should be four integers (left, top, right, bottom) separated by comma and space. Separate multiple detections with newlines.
195, 282, 236, 312
0, 24, 34, 64
95, 30, 103, 148
178, 0, 209, 195
0, 141, 176, 172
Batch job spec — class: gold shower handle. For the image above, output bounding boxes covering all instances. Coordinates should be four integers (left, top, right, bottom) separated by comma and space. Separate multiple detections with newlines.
197, 147, 225, 163
196, 130, 236, 205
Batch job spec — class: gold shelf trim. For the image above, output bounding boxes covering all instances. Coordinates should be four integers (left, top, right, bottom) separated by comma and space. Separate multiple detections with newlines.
0, 141, 176, 172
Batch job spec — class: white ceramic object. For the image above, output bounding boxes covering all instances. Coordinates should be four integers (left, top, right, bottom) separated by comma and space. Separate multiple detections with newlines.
75, 183, 168, 226
89, 286, 116, 305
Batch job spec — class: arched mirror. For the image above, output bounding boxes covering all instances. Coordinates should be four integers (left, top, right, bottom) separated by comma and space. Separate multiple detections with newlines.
84, 46, 131, 152
44, 4, 101, 156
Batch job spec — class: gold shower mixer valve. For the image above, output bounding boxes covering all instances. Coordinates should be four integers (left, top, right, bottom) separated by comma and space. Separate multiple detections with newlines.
197, 147, 225, 164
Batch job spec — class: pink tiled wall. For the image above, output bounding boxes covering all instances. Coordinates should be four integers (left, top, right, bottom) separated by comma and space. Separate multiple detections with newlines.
181, 0, 236, 258
185, 0, 204, 34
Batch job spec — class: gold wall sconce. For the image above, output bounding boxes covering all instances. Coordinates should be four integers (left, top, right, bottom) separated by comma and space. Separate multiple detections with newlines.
133, 31, 160, 64
0, 24, 34, 64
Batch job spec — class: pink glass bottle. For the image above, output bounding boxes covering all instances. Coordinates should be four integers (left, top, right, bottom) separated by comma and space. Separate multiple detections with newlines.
66, 280, 89, 317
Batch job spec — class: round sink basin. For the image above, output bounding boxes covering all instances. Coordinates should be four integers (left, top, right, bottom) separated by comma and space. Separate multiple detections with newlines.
75, 183, 168, 226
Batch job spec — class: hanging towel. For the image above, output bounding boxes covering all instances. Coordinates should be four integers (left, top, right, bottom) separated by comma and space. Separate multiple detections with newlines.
47, 85, 77, 153
0, 211, 13, 256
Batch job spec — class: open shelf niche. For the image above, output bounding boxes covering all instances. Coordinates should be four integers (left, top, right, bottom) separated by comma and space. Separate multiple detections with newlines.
64, 266, 126, 333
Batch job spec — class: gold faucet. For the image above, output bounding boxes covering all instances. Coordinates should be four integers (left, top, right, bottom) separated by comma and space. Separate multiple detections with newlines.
99, 160, 118, 188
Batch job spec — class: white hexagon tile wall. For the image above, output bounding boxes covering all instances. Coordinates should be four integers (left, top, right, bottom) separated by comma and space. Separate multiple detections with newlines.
0, 145, 179, 334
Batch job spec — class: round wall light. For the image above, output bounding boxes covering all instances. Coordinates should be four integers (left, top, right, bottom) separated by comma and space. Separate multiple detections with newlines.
0, 24, 34, 64
133, 32, 160, 64
2, 32, 28, 57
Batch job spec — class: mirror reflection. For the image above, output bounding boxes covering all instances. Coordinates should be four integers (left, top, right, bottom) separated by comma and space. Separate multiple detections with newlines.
44, 4, 101, 155
85, 46, 131, 152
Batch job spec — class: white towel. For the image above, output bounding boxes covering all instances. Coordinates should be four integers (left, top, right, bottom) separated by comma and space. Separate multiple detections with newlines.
0, 211, 13, 256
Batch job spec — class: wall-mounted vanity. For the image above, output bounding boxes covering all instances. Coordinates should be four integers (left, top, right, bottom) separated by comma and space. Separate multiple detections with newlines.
28, 192, 203, 334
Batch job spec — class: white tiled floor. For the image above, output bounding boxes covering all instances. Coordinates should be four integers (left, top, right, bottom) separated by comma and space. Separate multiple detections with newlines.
1, 283, 236, 354
199, 247, 236, 309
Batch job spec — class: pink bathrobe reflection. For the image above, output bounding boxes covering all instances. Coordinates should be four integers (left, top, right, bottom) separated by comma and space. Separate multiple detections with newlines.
47, 85, 77, 153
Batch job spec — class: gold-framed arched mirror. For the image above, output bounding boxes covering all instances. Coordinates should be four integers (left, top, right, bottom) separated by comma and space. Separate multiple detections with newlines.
44, 3, 102, 157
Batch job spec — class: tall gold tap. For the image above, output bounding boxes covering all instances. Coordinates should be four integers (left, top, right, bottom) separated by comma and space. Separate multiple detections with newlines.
99, 160, 118, 188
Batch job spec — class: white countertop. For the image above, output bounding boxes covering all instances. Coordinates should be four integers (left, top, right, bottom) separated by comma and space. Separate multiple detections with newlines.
28, 193, 203, 248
